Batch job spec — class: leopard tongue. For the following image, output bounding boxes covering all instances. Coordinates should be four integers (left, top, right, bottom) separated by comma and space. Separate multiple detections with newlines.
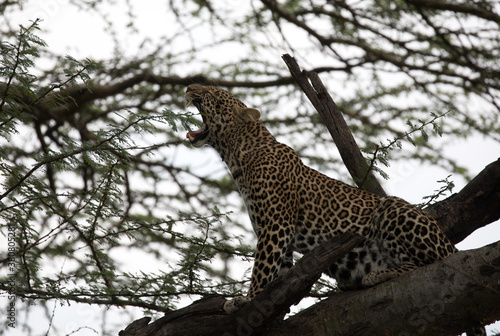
186, 128, 204, 141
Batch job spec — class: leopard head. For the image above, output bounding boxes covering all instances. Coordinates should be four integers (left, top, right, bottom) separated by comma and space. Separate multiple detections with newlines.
185, 85, 261, 148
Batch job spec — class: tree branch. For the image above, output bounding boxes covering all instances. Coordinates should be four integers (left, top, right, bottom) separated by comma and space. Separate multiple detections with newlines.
406, 0, 500, 24
427, 158, 500, 244
262, 241, 500, 336
120, 239, 500, 336
281, 54, 387, 196
27, 68, 349, 127
118, 233, 364, 336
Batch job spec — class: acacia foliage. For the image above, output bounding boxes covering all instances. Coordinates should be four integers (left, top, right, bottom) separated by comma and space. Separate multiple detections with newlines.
0, 20, 253, 316
0, 0, 499, 334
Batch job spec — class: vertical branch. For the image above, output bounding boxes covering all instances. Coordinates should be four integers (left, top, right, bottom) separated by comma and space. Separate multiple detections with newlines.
281, 54, 386, 196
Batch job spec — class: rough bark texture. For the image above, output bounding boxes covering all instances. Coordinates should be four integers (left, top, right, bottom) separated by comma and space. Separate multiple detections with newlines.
281, 54, 387, 197
120, 242, 500, 336
119, 233, 364, 336
262, 242, 500, 336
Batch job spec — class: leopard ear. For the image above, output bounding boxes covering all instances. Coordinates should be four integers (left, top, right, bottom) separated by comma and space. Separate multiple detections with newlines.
234, 107, 261, 123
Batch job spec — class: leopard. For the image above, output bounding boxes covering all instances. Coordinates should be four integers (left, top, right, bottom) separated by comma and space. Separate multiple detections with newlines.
184, 84, 485, 336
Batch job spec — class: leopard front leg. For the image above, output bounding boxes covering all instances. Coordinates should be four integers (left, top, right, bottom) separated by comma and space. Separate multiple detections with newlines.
224, 237, 295, 313
247, 177, 299, 299
248, 224, 295, 297
223, 223, 295, 313
224, 178, 298, 313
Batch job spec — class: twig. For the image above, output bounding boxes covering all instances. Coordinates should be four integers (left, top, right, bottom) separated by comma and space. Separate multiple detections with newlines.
360, 111, 450, 187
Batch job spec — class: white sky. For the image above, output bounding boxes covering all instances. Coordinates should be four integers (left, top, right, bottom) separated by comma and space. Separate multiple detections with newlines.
2, 1, 500, 335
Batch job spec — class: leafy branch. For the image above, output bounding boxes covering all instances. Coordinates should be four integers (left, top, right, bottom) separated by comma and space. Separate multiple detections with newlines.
418, 174, 456, 208
31, 56, 101, 108
0, 114, 145, 201
360, 111, 450, 186
0, 19, 46, 128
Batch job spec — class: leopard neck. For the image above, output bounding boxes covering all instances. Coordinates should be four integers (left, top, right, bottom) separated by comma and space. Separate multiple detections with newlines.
212, 122, 277, 177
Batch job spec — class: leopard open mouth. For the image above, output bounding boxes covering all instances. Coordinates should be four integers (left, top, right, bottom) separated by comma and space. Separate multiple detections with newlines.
185, 98, 209, 145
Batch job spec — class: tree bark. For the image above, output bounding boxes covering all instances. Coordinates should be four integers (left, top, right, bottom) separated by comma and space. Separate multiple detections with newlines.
263, 241, 500, 336
120, 241, 500, 336
281, 54, 387, 197
119, 233, 364, 336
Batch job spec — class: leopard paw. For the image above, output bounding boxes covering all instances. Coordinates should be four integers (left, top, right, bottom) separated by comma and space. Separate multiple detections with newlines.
361, 270, 396, 287
223, 296, 251, 314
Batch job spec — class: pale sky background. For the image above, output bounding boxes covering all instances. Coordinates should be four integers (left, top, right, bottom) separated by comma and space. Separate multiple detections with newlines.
2, 1, 500, 335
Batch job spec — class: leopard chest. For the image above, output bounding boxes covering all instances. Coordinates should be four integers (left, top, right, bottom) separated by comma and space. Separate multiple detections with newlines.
237, 183, 260, 235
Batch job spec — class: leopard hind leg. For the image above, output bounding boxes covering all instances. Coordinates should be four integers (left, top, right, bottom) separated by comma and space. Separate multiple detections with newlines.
361, 262, 418, 287
327, 238, 407, 290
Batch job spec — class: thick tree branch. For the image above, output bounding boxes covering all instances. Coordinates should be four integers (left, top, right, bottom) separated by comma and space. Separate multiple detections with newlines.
119, 233, 364, 336
120, 239, 500, 336
427, 158, 500, 244
263, 242, 500, 336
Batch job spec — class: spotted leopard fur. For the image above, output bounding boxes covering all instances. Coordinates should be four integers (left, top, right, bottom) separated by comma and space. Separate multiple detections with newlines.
184, 85, 485, 336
